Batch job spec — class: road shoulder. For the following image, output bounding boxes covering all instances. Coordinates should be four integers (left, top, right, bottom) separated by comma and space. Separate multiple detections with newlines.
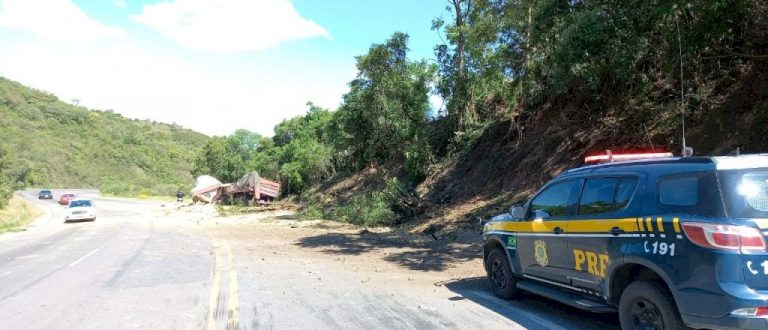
0, 194, 43, 234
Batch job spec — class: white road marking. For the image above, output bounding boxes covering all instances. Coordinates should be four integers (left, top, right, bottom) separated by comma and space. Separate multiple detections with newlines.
68, 248, 100, 267
15, 254, 38, 259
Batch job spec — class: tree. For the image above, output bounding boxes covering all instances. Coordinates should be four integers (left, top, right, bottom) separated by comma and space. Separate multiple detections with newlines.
271, 103, 336, 194
433, 0, 529, 147
0, 144, 13, 208
192, 130, 265, 182
336, 32, 434, 177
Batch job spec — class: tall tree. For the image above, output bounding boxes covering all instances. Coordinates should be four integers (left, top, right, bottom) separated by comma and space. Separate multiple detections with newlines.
434, 0, 530, 133
336, 32, 434, 177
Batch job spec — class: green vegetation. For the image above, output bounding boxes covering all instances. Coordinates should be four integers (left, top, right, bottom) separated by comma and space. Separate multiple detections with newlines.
192, 103, 337, 195
193, 34, 433, 225
335, 32, 435, 180
195, 1, 767, 226
194, 33, 434, 198
3, 1, 764, 225
0, 144, 13, 208
324, 178, 408, 227
431, 0, 766, 145
0, 77, 209, 201
0, 195, 42, 233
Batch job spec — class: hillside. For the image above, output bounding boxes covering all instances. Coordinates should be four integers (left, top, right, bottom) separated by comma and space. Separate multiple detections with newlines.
280, 1, 768, 233
160, 1, 767, 233
307, 58, 768, 234
0, 77, 209, 196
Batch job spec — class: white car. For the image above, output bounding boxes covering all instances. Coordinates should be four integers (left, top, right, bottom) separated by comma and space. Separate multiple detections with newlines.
65, 199, 96, 222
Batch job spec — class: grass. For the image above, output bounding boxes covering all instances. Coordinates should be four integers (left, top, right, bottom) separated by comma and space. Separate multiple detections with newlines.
0, 196, 43, 233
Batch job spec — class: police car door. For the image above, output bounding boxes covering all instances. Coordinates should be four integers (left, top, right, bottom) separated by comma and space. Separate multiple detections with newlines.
567, 176, 639, 293
517, 179, 582, 285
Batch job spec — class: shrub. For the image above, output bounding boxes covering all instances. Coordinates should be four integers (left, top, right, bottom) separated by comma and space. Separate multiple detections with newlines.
298, 205, 325, 219
0, 175, 12, 209
328, 178, 407, 227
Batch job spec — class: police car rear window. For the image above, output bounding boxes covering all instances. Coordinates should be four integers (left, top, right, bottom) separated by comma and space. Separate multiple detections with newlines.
719, 169, 768, 218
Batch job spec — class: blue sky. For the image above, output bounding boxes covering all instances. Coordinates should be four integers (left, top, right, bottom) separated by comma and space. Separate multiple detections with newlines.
0, 0, 449, 136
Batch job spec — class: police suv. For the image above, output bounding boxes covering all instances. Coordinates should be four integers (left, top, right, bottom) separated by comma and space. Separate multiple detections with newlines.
483, 152, 768, 329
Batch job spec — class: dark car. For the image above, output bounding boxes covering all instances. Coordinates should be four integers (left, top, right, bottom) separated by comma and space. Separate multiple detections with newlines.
38, 189, 53, 199
483, 152, 768, 329
58, 193, 76, 205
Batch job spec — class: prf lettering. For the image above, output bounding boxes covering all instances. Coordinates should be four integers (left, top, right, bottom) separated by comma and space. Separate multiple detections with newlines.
573, 249, 610, 278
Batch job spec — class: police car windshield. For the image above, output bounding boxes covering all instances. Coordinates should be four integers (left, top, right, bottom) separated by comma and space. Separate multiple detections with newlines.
719, 169, 768, 218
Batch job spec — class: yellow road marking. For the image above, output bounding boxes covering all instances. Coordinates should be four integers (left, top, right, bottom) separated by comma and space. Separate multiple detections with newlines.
225, 243, 239, 330
206, 241, 240, 330
206, 241, 222, 330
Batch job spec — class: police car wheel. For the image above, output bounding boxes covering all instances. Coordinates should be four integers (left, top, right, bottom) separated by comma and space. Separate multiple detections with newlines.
485, 248, 518, 299
619, 281, 685, 330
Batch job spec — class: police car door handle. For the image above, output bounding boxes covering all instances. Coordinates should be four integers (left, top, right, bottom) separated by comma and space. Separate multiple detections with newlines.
610, 227, 625, 236
553, 227, 564, 234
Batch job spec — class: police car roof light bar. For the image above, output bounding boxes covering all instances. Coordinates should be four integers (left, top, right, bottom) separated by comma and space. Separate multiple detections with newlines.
584, 150, 674, 165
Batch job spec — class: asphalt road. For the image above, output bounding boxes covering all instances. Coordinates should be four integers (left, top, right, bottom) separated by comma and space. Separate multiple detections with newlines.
0, 190, 212, 329
0, 190, 621, 330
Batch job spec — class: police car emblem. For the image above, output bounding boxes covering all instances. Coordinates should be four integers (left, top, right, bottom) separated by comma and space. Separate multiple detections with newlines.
506, 235, 517, 248
534, 240, 548, 267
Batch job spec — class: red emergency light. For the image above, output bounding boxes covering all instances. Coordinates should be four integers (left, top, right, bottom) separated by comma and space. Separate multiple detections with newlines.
584, 149, 674, 165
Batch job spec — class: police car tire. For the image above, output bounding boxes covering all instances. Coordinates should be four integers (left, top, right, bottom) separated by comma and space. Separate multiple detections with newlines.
619, 281, 686, 330
485, 248, 518, 300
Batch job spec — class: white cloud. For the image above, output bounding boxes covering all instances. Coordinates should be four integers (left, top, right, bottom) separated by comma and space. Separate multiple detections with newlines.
132, 0, 329, 53
0, 0, 125, 43
0, 0, 346, 137
0, 43, 347, 136
114, 0, 126, 9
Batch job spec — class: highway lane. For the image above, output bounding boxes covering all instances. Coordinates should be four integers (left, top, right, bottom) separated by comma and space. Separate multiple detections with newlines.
0, 190, 213, 329
1, 190, 621, 330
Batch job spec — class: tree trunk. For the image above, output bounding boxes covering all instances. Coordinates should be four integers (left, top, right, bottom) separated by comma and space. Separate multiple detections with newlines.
452, 0, 473, 130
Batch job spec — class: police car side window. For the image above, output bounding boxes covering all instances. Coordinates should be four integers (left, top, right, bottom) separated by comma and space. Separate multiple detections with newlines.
614, 178, 638, 210
659, 176, 699, 206
578, 177, 638, 215
579, 178, 617, 215
530, 180, 578, 218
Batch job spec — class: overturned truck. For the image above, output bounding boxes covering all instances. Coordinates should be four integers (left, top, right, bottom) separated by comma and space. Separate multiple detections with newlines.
218, 171, 280, 206
191, 175, 223, 204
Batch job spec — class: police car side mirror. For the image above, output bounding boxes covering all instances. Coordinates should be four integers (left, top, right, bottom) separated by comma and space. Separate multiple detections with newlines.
510, 205, 525, 220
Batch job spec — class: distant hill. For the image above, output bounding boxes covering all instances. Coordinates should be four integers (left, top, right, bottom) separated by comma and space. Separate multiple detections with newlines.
0, 76, 210, 196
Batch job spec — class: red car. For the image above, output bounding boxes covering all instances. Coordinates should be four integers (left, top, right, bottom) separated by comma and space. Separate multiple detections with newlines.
58, 193, 76, 205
